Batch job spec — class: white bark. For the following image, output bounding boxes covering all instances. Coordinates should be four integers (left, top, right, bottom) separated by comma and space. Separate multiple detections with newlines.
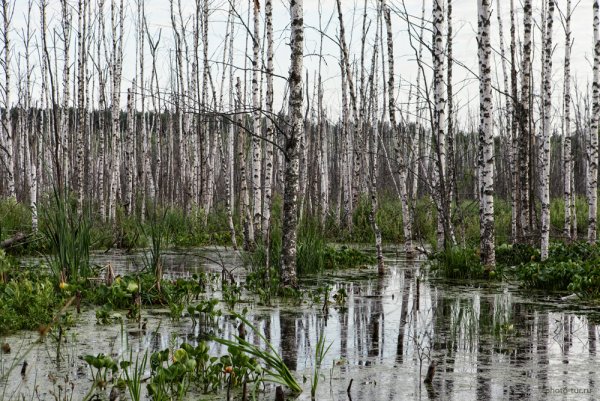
76, 0, 87, 211
563, 0, 574, 240
251, 0, 263, 237
1, 0, 15, 198
108, 0, 124, 221
262, 0, 275, 238
540, 0, 554, 260
237, 77, 254, 249
383, 1, 414, 257
478, 0, 495, 269
589, 0, 600, 243
281, 0, 303, 288
432, 0, 447, 249
519, 0, 533, 238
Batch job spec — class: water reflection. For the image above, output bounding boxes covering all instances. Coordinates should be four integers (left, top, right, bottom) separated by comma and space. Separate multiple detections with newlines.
4, 248, 600, 400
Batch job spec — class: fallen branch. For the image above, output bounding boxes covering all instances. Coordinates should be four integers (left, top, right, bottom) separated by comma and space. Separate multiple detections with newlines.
0, 232, 32, 250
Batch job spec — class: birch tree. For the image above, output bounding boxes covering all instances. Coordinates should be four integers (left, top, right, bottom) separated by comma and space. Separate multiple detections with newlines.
589, 0, 600, 243
108, 0, 124, 221
518, 0, 533, 240
262, 0, 275, 239
281, 0, 303, 288
383, 0, 414, 257
1, 0, 15, 198
478, 0, 495, 270
75, 0, 87, 211
432, 0, 450, 249
540, 0, 554, 260
252, 0, 263, 237
563, 0, 574, 240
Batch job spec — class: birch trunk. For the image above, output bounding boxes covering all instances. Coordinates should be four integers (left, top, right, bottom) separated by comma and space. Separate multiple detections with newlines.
336, 0, 361, 223
540, 0, 554, 260
563, 0, 574, 241
383, 1, 414, 257
262, 0, 275, 238
108, 0, 124, 221
509, 0, 519, 243
237, 77, 254, 249
446, 0, 457, 245
519, 0, 533, 241
1, 0, 15, 198
281, 0, 303, 288
589, 0, 600, 243
226, 6, 238, 249
368, 7, 384, 274
76, 0, 87, 211
432, 0, 449, 249
252, 0, 263, 237
478, 0, 495, 270
60, 0, 72, 190
97, 0, 107, 220
124, 87, 134, 215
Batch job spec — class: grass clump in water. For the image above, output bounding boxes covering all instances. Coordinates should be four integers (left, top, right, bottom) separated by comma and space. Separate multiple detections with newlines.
39, 190, 91, 283
429, 247, 489, 280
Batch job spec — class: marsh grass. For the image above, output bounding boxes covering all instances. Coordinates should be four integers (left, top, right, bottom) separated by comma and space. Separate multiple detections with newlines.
140, 206, 169, 289
311, 331, 332, 399
39, 190, 91, 283
121, 350, 148, 401
429, 247, 488, 280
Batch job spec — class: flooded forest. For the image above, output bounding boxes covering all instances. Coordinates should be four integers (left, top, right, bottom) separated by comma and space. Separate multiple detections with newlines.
1, 0, 600, 400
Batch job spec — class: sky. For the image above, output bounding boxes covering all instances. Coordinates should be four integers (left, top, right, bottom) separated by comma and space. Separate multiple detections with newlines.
6, 0, 597, 132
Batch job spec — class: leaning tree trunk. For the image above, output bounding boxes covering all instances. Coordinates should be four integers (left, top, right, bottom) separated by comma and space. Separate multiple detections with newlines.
540, 0, 554, 260
281, 0, 303, 289
383, 0, 414, 257
478, 0, 495, 270
336, 0, 362, 226
589, 0, 600, 243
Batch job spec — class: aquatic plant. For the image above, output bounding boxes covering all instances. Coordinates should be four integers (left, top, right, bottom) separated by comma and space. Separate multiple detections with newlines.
140, 206, 169, 291
0, 269, 66, 334
569, 263, 600, 299
148, 348, 194, 400
311, 332, 332, 399
121, 350, 148, 401
82, 353, 119, 387
517, 260, 577, 292
495, 243, 538, 267
213, 313, 302, 394
39, 190, 91, 283
429, 247, 488, 280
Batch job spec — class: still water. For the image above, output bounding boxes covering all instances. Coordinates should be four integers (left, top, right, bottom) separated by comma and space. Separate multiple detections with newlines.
2, 247, 599, 400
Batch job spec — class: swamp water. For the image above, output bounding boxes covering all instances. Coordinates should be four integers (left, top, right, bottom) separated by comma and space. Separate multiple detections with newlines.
1, 247, 600, 400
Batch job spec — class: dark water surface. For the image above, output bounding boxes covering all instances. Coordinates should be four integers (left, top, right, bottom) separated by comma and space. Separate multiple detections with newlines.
2, 247, 600, 400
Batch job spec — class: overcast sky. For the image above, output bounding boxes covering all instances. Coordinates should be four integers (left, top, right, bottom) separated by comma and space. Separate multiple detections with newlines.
7, 0, 596, 132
